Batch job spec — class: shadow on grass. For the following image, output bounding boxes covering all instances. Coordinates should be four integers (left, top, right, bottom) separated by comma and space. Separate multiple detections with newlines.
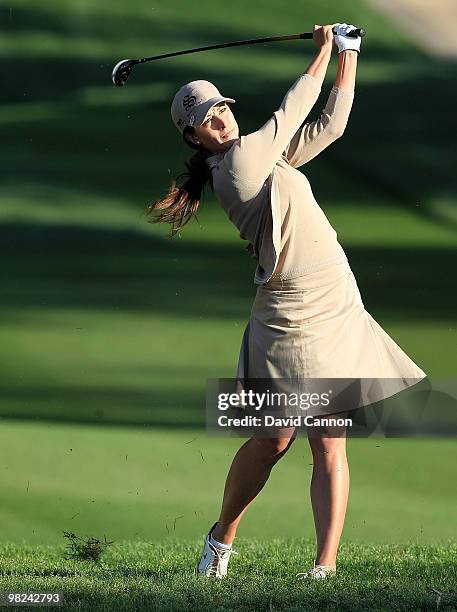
2, 67, 456, 225
1, 221, 456, 320
1, 3, 456, 430
0, 383, 206, 428
0, 221, 455, 428
1, 2, 456, 226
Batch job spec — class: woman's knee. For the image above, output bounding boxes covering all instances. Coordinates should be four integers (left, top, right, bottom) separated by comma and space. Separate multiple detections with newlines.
308, 433, 347, 459
252, 430, 296, 461
307, 413, 348, 454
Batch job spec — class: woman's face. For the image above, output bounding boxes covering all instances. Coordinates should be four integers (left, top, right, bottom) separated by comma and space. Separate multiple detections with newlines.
186, 102, 239, 154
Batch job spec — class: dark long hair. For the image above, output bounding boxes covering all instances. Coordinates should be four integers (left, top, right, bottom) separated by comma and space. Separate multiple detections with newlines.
146, 127, 214, 238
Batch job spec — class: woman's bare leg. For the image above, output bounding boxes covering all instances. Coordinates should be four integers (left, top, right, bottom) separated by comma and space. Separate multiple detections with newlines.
211, 427, 296, 544
307, 423, 349, 568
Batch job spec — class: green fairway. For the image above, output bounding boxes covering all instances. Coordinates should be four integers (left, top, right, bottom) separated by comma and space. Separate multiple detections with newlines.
1, 0, 456, 580
0, 539, 456, 611
0, 420, 456, 545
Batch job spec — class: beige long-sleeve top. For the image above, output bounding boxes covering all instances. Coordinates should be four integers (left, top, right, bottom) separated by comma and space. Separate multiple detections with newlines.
205, 73, 355, 284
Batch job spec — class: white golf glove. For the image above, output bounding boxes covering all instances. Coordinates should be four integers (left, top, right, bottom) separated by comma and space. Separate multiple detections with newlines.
333, 23, 362, 54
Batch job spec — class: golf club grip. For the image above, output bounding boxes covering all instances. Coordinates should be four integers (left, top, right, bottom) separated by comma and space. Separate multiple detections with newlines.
300, 27, 366, 39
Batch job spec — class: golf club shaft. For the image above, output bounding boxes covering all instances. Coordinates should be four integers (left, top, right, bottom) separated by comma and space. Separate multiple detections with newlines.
135, 28, 365, 64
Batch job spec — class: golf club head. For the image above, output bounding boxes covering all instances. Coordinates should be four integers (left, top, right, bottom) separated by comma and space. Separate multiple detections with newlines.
112, 59, 137, 86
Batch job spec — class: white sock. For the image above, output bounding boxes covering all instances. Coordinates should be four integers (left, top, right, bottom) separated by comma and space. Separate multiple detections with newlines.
209, 533, 232, 550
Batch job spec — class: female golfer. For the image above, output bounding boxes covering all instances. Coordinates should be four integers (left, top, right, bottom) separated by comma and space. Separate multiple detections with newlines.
149, 23, 426, 579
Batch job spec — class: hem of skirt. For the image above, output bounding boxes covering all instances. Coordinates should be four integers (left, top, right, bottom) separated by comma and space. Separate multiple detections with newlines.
356, 373, 428, 412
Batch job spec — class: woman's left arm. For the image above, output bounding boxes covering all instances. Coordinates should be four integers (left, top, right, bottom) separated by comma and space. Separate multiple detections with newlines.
283, 50, 358, 168
334, 48, 358, 90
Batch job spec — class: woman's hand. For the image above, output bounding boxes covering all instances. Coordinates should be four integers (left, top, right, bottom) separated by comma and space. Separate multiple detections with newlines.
313, 24, 335, 49
333, 23, 362, 54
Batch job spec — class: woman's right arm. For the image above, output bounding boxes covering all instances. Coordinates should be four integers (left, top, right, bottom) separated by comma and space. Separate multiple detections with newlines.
305, 25, 334, 81
227, 26, 334, 196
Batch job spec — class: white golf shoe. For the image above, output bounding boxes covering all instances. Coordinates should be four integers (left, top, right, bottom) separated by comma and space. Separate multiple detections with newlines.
196, 523, 235, 579
296, 562, 336, 580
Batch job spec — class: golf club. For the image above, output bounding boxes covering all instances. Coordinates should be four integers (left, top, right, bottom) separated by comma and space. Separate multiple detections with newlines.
112, 26, 366, 86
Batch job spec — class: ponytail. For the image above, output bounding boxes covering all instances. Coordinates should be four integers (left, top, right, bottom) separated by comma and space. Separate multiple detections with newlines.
147, 127, 214, 238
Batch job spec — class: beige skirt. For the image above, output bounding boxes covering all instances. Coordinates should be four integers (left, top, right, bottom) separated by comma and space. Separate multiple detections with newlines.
236, 260, 426, 409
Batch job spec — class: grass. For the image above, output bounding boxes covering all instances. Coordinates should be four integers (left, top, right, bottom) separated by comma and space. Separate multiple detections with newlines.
0, 420, 456, 545
0, 1, 456, 606
0, 540, 456, 611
